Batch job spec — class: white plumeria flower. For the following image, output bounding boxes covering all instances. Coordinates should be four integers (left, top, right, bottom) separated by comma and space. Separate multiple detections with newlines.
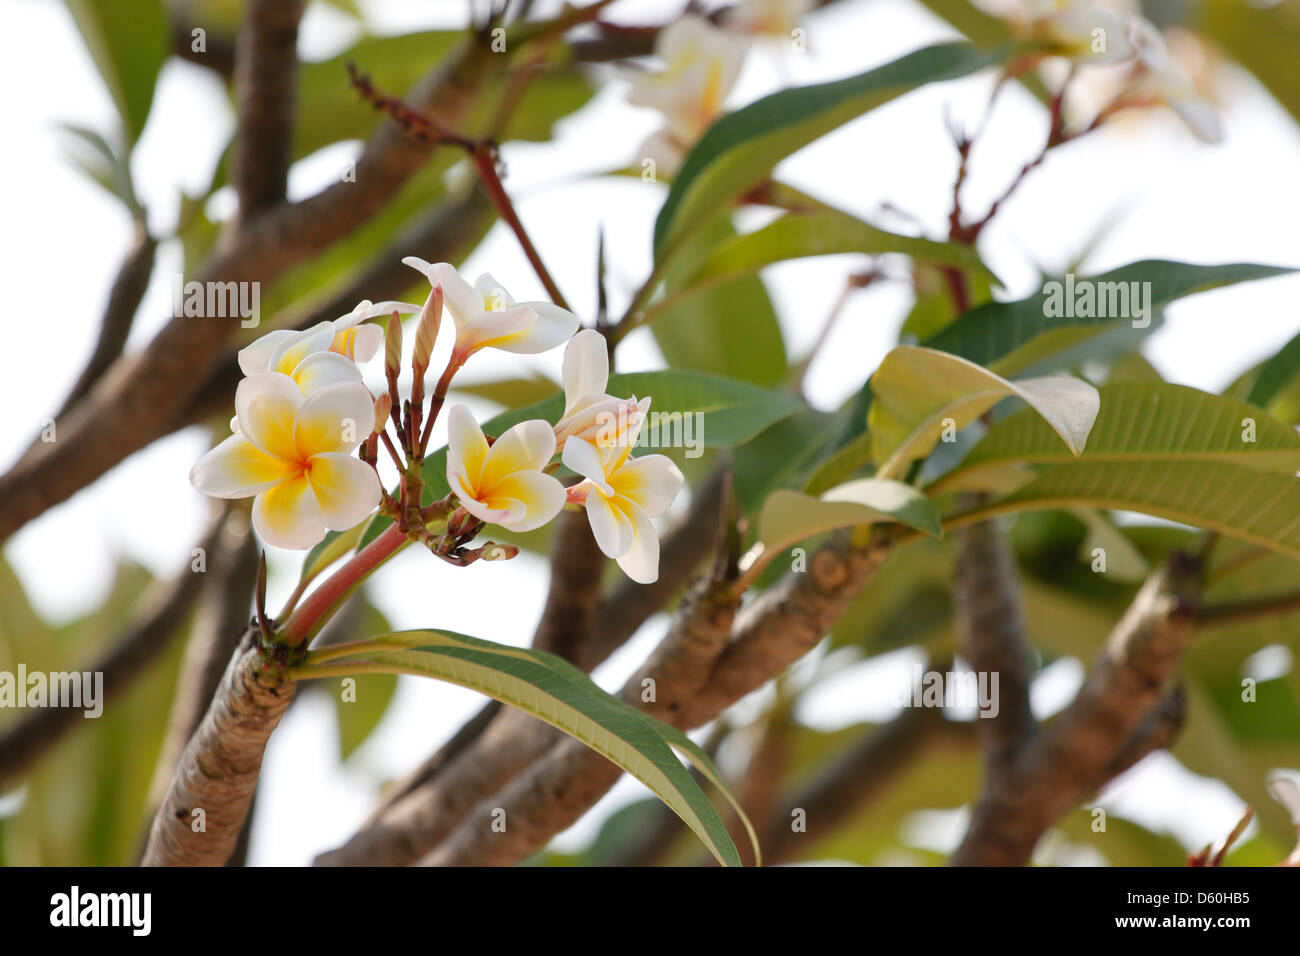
626, 15, 746, 155
445, 403, 566, 533
236, 304, 421, 395
553, 329, 642, 452
724, 0, 814, 39
561, 410, 685, 585
190, 374, 380, 550
1130, 19, 1224, 143
332, 299, 422, 362
1023, 0, 1135, 63
401, 258, 578, 361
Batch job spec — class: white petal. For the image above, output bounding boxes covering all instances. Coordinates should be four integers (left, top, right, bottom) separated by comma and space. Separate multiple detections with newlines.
338, 299, 421, 328
238, 329, 297, 377
610, 453, 684, 517
481, 418, 556, 491
446, 403, 489, 489
306, 452, 380, 531
500, 301, 579, 354
190, 433, 292, 498
485, 470, 565, 532
252, 475, 326, 550
235, 373, 303, 461
292, 350, 362, 395
615, 502, 661, 584
562, 437, 612, 493
585, 490, 633, 559
457, 492, 522, 527
267, 322, 336, 377
457, 306, 536, 354
475, 273, 516, 310
404, 259, 483, 330
562, 329, 609, 412
294, 381, 376, 457
344, 323, 384, 363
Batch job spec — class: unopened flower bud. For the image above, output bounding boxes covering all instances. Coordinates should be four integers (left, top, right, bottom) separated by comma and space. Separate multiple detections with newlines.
384, 310, 403, 378
373, 393, 392, 429
413, 287, 443, 372
479, 542, 519, 562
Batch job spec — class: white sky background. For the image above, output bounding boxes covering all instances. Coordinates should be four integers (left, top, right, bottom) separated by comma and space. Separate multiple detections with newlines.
1, 0, 1297, 864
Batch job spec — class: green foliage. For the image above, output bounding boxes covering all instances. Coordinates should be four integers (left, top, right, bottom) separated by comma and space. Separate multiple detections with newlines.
63, 0, 169, 144
654, 43, 1004, 257
300, 630, 758, 866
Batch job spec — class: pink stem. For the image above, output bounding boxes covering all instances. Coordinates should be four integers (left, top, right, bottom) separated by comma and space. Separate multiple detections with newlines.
279, 523, 409, 646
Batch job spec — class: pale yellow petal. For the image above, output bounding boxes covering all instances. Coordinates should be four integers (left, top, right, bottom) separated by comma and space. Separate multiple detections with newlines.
306, 452, 380, 531
294, 381, 376, 457
252, 474, 325, 550
190, 433, 293, 498
235, 373, 303, 461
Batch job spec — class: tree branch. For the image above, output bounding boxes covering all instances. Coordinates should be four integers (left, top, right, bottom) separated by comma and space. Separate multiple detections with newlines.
952, 518, 1036, 768
416, 532, 893, 866
55, 222, 156, 420
142, 628, 297, 866
950, 553, 1204, 866
232, 0, 305, 219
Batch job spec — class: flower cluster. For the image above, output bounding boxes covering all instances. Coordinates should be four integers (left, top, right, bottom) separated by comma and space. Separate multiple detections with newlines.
190, 263, 684, 583
623, 0, 814, 175
1014, 0, 1224, 142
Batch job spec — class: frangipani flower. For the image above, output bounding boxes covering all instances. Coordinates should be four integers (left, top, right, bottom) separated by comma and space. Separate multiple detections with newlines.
402, 258, 578, 360
1023, 0, 1135, 63
237, 322, 365, 397
553, 329, 641, 452
190, 375, 380, 550
626, 16, 746, 172
562, 411, 685, 584
332, 299, 422, 363
1131, 20, 1224, 143
445, 403, 566, 533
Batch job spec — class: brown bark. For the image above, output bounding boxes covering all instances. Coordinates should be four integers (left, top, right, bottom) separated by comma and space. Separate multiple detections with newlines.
951, 554, 1203, 866
143, 630, 297, 866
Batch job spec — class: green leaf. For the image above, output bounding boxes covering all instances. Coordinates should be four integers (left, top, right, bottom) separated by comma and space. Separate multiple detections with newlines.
940, 383, 1300, 493
452, 374, 561, 410
922, 261, 1294, 377
1200, 0, 1300, 127
332, 604, 400, 761
756, 479, 941, 559
680, 211, 1001, 292
959, 460, 1300, 560
869, 345, 1099, 480
63, 0, 169, 144
652, 213, 786, 386
653, 43, 1003, 257
1246, 329, 1300, 411
1072, 508, 1150, 584
301, 630, 757, 866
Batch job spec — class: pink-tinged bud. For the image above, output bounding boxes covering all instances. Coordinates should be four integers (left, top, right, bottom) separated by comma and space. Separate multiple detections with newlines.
413, 287, 443, 371
384, 311, 403, 378
373, 393, 392, 429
